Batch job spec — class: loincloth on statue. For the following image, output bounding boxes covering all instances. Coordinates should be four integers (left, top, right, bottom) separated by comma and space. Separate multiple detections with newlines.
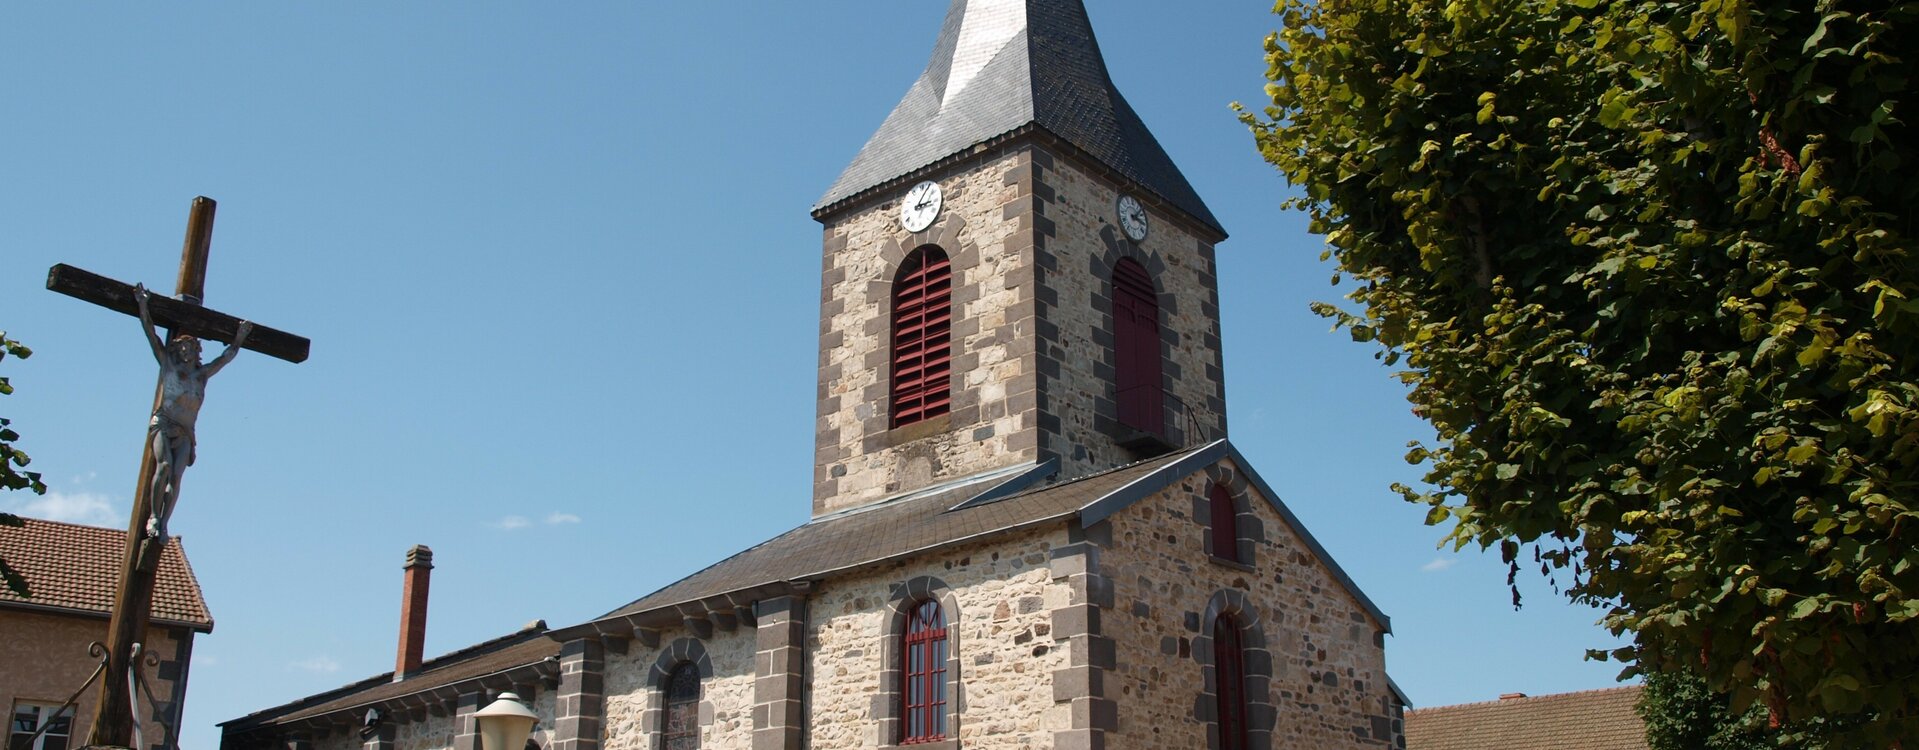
149, 414, 198, 467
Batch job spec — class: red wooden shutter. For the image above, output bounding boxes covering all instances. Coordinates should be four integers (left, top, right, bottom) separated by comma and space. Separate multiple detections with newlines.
1112, 258, 1163, 434
892, 247, 953, 427
1215, 615, 1249, 750
901, 600, 948, 743
1210, 483, 1239, 562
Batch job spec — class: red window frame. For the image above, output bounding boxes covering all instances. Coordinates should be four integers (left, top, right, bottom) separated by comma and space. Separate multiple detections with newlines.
892, 247, 953, 428
1209, 483, 1240, 562
900, 599, 948, 744
1112, 258, 1163, 434
1215, 615, 1249, 750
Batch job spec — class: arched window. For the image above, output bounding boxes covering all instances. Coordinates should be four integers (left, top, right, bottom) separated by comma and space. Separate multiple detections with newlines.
900, 599, 949, 743
663, 662, 701, 750
1111, 257, 1162, 434
892, 246, 953, 428
1209, 483, 1240, 563
1214, 614, 1249, 750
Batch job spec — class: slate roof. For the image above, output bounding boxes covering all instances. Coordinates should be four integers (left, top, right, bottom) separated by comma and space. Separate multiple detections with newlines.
0, 516, 213, 631
813, 0, 1225, 238
220, 622, 561, 732
588, 439, 1388, 633
597, 450, 1171, 620
1404, 687, 1648, 750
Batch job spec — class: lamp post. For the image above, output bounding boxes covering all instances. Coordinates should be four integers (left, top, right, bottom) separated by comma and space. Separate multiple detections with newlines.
474, 693, 539, 750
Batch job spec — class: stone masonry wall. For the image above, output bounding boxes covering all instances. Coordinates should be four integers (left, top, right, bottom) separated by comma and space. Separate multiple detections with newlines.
813, 148, 1044, 515
602, 620, 755, 750
811, 139, 1229, 516
315, 725, 360, 750
0, 609, 192, 750
1033, 150, 1227, 477
1095, 458, 1399, 749
390, 709, 455, 750
806, 525, 1073, 749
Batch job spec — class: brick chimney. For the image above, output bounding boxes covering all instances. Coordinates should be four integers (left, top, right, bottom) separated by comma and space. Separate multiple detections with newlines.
395, 545, 433, 680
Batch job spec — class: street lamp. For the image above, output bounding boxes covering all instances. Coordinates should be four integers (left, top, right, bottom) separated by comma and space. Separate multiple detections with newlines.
475, 693, 539, 750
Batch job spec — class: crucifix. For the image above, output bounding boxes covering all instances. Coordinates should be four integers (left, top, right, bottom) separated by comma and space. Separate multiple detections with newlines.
45, 197, 309, 750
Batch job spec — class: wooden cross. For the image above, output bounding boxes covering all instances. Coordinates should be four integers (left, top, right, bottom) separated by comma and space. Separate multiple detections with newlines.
45, 197, 309, 749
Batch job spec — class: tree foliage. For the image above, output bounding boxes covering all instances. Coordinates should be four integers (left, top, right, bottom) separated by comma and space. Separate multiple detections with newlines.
1240, 0, 1917, 744
1, 331, 44, 597
1641, 671, 1780, 750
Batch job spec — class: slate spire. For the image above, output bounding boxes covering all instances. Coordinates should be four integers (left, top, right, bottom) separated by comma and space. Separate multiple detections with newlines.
814, 0, 1224, 237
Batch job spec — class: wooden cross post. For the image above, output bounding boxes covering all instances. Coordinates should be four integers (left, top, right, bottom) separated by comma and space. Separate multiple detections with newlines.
45, 197, 309, 750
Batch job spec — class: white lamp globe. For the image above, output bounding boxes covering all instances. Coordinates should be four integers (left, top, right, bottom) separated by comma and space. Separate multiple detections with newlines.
475, 692, 539, 750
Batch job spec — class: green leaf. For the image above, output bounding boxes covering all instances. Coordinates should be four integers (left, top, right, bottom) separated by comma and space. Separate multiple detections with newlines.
1790, 597, 1821, 619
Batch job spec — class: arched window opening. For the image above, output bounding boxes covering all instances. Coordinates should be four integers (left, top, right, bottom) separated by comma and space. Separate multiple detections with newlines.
1214, 614, 1249, 750
1111, 257, 1162, 434
1209, 483, 1240, 563
900, 599, 949, 744
892, 246, 953, 428
663, 662, 701, 750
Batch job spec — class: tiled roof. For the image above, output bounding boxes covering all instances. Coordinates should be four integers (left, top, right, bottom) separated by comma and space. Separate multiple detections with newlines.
1405, 687, 1647, 750
587, 439, 1389, 634
221, 622, 561, 731
813, 0, 1225, 238
596, 446, 1201, 621
0, 515, 213, 631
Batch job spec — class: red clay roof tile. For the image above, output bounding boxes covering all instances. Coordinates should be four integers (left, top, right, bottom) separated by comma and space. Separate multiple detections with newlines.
1405, 686, 1647, 750
0, 516, 213, 630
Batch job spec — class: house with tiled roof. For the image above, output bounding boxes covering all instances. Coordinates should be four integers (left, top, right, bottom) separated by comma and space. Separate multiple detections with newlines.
1405, 687, 1648, 750
1, 515, 213, 750
221, 2, 1406, 749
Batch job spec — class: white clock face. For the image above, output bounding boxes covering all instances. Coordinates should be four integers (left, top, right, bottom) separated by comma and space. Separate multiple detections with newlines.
1117, 194, 1149, 241
900, 181, 943, 232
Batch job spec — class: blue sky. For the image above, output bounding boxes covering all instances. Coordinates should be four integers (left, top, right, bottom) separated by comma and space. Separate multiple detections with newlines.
3, 3, 1628, 748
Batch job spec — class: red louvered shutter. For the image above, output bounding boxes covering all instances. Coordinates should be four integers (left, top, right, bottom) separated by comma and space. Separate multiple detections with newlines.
1209, 483, 1239, 562
892, 247, 953, 428
1112, 258, 1163, 434
1215, 615, 1249, 750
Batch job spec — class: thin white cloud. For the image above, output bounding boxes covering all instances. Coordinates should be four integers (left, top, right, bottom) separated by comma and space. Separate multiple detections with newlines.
1421, 556, 1459, 572
490, 515, 531, 531
289, 655, 340, 673
545, 512, 581, 525
0, 490, 119, 526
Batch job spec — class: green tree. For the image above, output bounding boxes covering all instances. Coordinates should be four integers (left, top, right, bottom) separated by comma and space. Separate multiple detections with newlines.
1640, 671, 1776, 750
1239, 0, 1917, 744
1, 331, 45, 597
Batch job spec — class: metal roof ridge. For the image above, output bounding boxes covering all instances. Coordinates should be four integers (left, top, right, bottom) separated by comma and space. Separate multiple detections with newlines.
808, 460, 1043, 523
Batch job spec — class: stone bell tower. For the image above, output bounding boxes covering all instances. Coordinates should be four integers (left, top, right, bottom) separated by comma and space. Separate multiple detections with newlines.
809, 0, 1229, 517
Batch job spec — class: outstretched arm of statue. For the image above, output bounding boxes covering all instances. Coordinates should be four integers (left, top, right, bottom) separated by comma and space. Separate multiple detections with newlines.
133, 284, 167, 366
200, 321, 253, 378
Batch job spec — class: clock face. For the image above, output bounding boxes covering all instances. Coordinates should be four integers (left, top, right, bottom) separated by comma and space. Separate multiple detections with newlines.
900, 180, 943, 232
1116, 194, 1149, 241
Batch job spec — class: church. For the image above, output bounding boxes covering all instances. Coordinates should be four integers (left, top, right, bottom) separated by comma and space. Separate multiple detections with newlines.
219, 1, 1406, 748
